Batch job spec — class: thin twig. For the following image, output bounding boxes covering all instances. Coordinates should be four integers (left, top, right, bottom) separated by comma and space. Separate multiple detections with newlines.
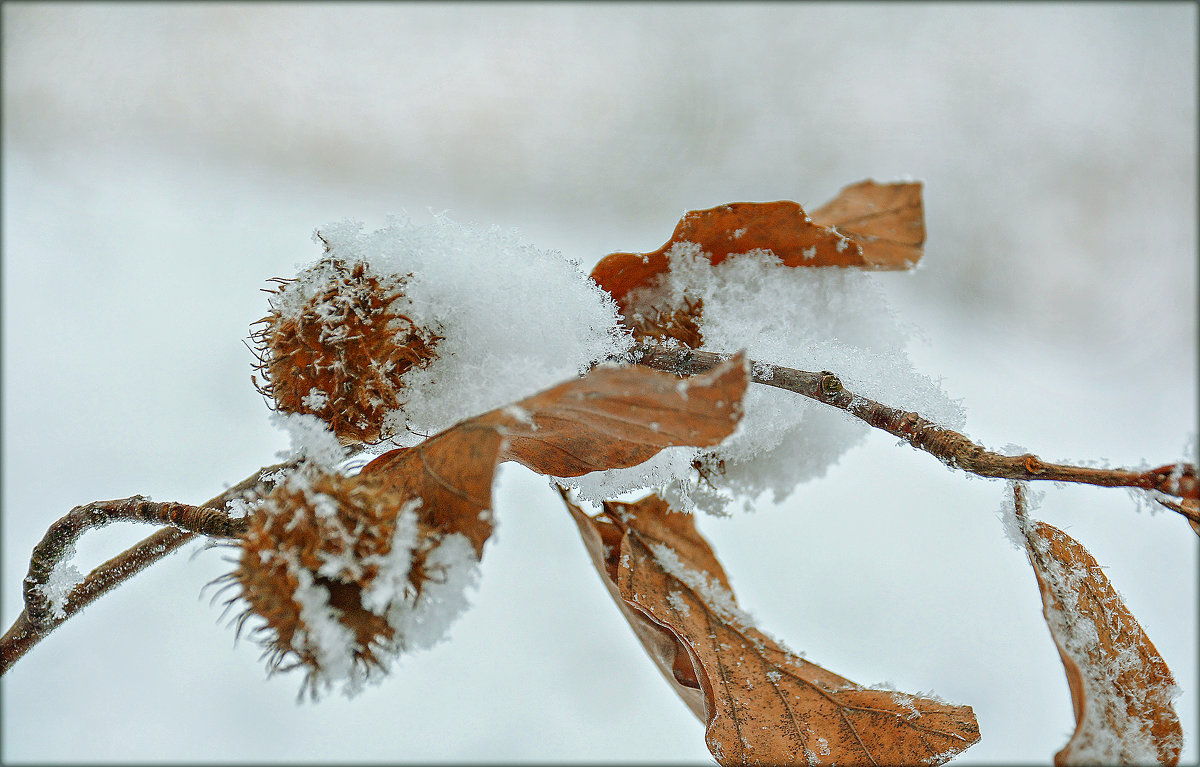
22, 497, 248, 627
1, 461, 292, 675
636, 343, 1198, 500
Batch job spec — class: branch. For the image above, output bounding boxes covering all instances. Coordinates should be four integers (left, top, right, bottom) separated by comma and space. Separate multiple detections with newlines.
22, 497, 248, 627
1, 461, 291, 675
636, 344, 1198, 500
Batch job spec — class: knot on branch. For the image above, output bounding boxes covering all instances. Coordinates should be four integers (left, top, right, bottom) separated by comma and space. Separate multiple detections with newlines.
1145, 462, 1198, 500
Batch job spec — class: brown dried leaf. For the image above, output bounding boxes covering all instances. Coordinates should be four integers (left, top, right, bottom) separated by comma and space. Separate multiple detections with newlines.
589, 180, 923, 346
807, 179, 925, 270
362, 356, 749, 555
565, 492, 980, 766
496, 353, 747, 477
1022, 520, 1182, 765
360, 424, 503, 557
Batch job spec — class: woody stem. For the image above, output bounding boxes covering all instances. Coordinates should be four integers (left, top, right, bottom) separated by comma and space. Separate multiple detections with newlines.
1, 461, 292, 676
635, 344, 1197, 501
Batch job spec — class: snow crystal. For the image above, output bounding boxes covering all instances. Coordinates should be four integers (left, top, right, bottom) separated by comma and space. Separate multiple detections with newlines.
224, 496, 258, 520
310, 214, 632, 443
270, 411, 345, 470
501, 404, 536, 428
360, 499, 421, 615
888, 690, 922, 720
382, 533, 480, 651
35, 543, 84, 620
290, 568, 360, 697
751, 360, 775, 381
665, 590, 692, 617
301, 388, 329, 413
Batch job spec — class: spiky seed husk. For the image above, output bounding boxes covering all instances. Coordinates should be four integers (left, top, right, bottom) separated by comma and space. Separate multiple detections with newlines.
232, 469, 455, 697
252, 257, 441, 444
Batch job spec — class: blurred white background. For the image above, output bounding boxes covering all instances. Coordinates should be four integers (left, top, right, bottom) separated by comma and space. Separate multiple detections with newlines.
3, 4, 1195, 764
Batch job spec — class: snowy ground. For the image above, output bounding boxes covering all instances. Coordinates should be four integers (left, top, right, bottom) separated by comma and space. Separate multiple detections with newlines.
3, 5, 1195, 764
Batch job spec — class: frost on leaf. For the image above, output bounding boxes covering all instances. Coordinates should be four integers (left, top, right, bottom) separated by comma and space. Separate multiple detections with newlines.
589, 180, 924, 347
564, 492, 980, 766
1020, 516, 1182, 766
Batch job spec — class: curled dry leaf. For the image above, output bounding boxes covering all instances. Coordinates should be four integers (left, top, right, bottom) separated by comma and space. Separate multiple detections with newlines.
563, 492, 980, 766
1020, 519, 1182, 765
362, 355, 749, 555
589, 180, 924, 347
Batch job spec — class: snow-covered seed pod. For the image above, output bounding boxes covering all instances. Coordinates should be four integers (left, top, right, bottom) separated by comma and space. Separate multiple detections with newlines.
251, 256, 441, 444
226, 469, 479, 699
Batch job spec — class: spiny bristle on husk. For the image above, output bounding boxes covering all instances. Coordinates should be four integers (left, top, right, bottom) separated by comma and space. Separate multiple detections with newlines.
251, 257, 441, 444
628, 295, 704, 349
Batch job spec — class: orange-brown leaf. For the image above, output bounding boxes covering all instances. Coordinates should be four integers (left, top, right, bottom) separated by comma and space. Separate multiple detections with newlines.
807, 179, 925, 270
362, 357, 749, 555
495, 354, 747, 477
1022, 520, 1182, 766
566, 492, 980, 766
360, 424, 504, 557
590, 180, 924, 313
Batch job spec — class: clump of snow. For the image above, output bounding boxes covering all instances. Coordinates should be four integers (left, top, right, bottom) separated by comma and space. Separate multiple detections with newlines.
34, 543, 84, 620
560, 446, 700, 506
359, 499, 421, 615
290, 567, 361, 696
608, 242, 964, 514
665, 589, 692, 617
310, 214, 632, 443
381, 532, 481, 652
998, 477, 1043, 549
270, 411, 345, 471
